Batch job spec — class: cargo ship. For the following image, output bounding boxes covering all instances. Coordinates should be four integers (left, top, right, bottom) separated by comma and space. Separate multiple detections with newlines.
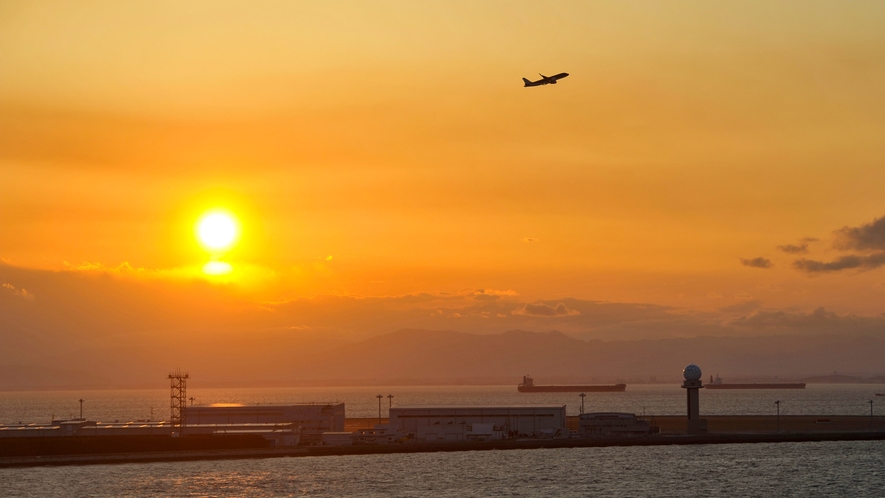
706, 374, 806, 390
517, 375, 626, 393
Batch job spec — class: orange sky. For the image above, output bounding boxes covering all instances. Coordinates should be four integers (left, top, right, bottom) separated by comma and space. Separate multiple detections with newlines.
2, 0, 885, 326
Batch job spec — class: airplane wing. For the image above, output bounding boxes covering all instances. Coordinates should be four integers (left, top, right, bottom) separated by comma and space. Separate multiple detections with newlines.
523, 72, 568, 87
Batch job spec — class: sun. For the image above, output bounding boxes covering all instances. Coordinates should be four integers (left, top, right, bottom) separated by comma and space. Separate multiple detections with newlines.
197, 211, 238, 252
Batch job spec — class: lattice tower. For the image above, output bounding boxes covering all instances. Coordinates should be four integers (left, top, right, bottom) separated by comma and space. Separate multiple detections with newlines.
168, 369, 189, 430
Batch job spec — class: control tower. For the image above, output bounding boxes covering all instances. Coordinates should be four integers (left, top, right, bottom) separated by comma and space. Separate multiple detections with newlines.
682, 364, 707, 434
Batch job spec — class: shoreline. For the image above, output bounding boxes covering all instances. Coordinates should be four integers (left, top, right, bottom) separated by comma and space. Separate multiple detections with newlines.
2, 415, 884, 468
3, 380, 884, 393
346, 414, 885, 433
2, 431, 883, 469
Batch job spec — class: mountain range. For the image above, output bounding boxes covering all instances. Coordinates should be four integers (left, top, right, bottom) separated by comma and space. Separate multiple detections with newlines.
2, 328, 883, 390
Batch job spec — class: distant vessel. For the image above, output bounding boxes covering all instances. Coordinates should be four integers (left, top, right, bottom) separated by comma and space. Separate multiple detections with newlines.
706, 374, 806, 390
517, 375, 626, 393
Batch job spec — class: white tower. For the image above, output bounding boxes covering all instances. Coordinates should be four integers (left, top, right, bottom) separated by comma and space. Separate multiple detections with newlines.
682, 364, 707, 434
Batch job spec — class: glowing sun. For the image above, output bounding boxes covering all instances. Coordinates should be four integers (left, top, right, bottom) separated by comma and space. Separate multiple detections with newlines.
197, 211, 238, 251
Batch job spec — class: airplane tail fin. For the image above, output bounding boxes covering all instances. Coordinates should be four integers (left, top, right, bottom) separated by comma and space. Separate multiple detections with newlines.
522, 77, 532, 87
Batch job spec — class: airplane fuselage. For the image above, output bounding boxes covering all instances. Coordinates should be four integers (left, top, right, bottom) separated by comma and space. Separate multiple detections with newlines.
523, 72, 569, 87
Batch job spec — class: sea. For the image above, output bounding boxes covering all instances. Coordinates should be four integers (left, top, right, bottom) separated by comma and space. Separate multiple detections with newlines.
2, 384, 885, 496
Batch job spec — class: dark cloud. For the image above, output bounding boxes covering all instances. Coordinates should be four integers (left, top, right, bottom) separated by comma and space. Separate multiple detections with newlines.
793, 252, 885, 273
8, 261, 885, 388
740, 257, 773, 269
729, 307, 885, 333
801, 237, 819, 243
718, 300, 762, 313
776, 244, 808, 254
522, 238, 537, 243
512, 302, 580, 317
834, 215, 885, 251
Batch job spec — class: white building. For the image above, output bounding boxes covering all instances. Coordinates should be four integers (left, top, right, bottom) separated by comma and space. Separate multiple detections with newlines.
389, 405, 568, 442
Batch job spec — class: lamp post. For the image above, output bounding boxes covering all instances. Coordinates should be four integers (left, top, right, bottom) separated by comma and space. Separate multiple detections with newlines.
376, 394, 383, 426
775, 400, 781, 432
387, 394, 394, 408
78, 399, 85, 420
189, 397, 195, 406
579, 393, 586, 415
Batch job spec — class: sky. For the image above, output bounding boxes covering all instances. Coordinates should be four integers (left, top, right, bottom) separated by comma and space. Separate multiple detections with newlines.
2, 1, 885, 377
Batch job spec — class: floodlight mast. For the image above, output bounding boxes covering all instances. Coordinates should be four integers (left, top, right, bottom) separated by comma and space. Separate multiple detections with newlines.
168, 369, 189, 435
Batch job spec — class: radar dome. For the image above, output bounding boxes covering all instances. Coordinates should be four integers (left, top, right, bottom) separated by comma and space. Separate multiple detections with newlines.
683, 364, 702, 381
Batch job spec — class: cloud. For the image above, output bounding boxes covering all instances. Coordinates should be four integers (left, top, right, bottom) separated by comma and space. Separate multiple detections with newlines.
10, 258, 885, 389
834, 215, 885, 251
791, 216, 885, 274
793, 252, 885, 273
801, 237, 819, 243
777, 244, 808, 254
2, 282, 35, 300
511, 302, 580, 317
740, 257, 772, 269
718, 300, 762, 313
729, 307, 885, 332
472, 288, 518, 301
522, 238, 537, 243
59, 260, 278, 285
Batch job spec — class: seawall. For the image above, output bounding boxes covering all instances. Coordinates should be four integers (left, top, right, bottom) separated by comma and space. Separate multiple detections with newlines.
2, 415, 883, 468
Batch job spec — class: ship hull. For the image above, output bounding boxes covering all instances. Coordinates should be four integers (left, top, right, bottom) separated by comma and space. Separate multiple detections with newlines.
707, 383, 806, 390
517, 384, 626, 393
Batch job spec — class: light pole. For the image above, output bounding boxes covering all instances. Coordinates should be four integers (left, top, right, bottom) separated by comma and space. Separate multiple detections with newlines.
387, 394, 394, 408
189, 397, 195, 406
775, 400, 781, 432
579, 393, 586, 415
78, 398, 85, 419
376, 394, 383, 426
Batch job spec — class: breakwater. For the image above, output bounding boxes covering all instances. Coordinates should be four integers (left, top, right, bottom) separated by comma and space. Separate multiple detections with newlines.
2, 415, 883, 468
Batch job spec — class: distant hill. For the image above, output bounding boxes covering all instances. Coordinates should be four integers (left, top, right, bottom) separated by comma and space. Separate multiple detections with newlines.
803, 375, 885, 384
281, 329, 885, 385
3, 328, 885, 389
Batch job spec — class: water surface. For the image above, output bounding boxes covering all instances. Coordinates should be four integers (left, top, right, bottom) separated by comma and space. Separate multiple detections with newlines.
3, 440, 884, 497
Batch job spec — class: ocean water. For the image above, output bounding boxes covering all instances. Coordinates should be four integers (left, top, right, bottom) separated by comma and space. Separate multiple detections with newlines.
3, 385, 885, 496
2, 440, 884, 497
1, 384, 883, 424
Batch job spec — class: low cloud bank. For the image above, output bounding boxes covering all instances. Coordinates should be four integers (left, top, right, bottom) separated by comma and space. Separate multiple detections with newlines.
512, 302, 580, 317
741, 257, 772, 269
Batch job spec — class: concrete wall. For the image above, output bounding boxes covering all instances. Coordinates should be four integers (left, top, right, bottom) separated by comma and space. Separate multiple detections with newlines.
579, 412, 652, 437
389, 405, 567, 441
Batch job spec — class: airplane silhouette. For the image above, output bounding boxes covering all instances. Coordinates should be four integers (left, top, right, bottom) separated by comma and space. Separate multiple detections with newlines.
522, 72, 569, 87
